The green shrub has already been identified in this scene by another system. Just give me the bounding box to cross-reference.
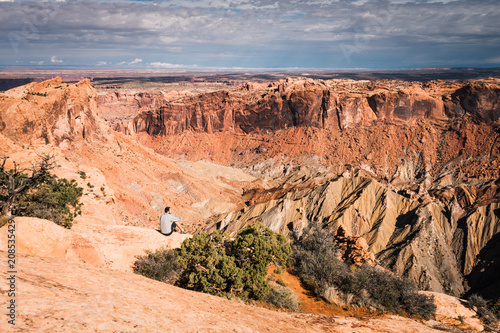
[177,223,291,300]
[231,222,292,299]
[266,286,300,311]
[133,247,182,284]
[177,230,243,296]
[15,175,83,228]
[1,154,83,228]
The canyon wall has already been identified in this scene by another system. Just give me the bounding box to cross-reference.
[105,78,500,137]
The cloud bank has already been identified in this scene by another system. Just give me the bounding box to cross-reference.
[0,0,499,69]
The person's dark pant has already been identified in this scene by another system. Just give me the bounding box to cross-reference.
[162,222,179,236]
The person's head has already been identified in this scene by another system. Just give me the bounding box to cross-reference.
[164,207,170,213]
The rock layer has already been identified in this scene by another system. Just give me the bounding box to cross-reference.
[209,169,499,297]
[110,78,500,137]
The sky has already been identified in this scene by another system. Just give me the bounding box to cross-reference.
[0,0,499,70]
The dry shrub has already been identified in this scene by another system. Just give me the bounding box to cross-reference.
[291,223,436,319]
[266,285,300,311]
[132,247,181,284]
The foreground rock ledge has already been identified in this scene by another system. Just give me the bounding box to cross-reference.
[0,252,471,333]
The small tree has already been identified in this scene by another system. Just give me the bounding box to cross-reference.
[0,153,54,217]
[232,222,291,299]
[16,175,83,228]
[177,230,243,296]
[176,223,292,300]
[0,153,83,228]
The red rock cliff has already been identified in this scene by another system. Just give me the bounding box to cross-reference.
[112,78,500,137]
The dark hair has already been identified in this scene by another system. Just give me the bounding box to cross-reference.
[164,207,170,213]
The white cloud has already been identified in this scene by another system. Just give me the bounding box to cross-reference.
[51,56,63,63]
[30,61,45,65]
[117,58,143,66]
[148,62,196,69]
[129,58,143,65]
[96,61,107,66]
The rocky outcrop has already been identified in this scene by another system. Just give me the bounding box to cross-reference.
[98,90,193,135]
[377,204,465,296]
[422,291,483,331]
[334,226,377,266]
[0,77,110,146]
[366,86,445,123]
[454,202,500,276]
[449,81,500,122]
[465,231,500,300]
[0,217,105,267]
[0,217,190,271]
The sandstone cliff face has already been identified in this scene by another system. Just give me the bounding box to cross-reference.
[108,78,499,138]
[449,81,500,122]
[98,90,193,135]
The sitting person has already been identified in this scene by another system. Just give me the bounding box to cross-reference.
[160,207,186,235]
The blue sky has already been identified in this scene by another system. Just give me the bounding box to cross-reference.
[0,0,499,69]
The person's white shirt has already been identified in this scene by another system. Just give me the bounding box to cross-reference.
[160,213,180,234]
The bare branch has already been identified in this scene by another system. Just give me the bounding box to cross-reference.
[1,168,11,177]
[16,176,33,191]
[1,156,7,170]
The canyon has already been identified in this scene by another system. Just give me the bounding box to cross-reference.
[98,76,500,298]
[1,74,499,331]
